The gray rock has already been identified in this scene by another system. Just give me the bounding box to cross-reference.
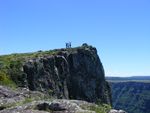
[0,109,49,113]
[0,85,46,111]
[49,102,66,111]
[0,86,102,113]
[0,99,98,113]
[109,109,127,113]
[0,85,17,98]
[22,45,111,104]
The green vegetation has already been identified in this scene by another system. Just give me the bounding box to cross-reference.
[81,104,111,113]
[89,104,111,113]
[0,70,16,88]
[108,80,150,113]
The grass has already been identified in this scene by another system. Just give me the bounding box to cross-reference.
[81,103,111,113]
[0,71,17,88]
[89,104,111,113]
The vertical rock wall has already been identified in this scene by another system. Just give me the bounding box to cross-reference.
[23,45,111,104]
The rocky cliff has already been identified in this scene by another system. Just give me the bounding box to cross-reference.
[0,44,111,105]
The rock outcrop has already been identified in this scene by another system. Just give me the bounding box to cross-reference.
[109,109,127,113]
[0,85,111,113]
[22,44,111,104]
[0,44,114,113]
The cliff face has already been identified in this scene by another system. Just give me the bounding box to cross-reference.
[23,44,111,104]
[0,44,111,105]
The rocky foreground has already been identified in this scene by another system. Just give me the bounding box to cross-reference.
[0,85,126,113]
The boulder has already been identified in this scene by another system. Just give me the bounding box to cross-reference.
[109,109,127,113]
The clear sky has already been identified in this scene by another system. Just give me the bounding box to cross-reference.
[0,0,150,77]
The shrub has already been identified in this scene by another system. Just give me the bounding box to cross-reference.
[0,71,16,88]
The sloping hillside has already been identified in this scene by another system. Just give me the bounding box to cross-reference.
[107,77,150,113]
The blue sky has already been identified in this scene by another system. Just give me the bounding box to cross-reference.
[0,0,150,76]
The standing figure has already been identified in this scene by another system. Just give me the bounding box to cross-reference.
[66,43,68,48]
[66,42,71,48]
[69,42,71,48]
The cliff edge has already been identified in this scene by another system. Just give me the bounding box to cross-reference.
[0,44,111,105]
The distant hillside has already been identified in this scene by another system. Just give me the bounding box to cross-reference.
[107,76,150,113]
[106,76,150,81]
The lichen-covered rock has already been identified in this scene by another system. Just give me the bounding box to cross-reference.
[0,85,46,111]
[109,109,127,113]
[22,44,111,104]
[0,109,49,113]
[0,86,111,113]
[35,100,96,113]
[0,98,110,113]
[67,45,111,104]
[23,55,70,99]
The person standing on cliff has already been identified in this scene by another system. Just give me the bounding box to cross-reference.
[66,42,71,48]
[66,43,68,48]
[69,42,71,48]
